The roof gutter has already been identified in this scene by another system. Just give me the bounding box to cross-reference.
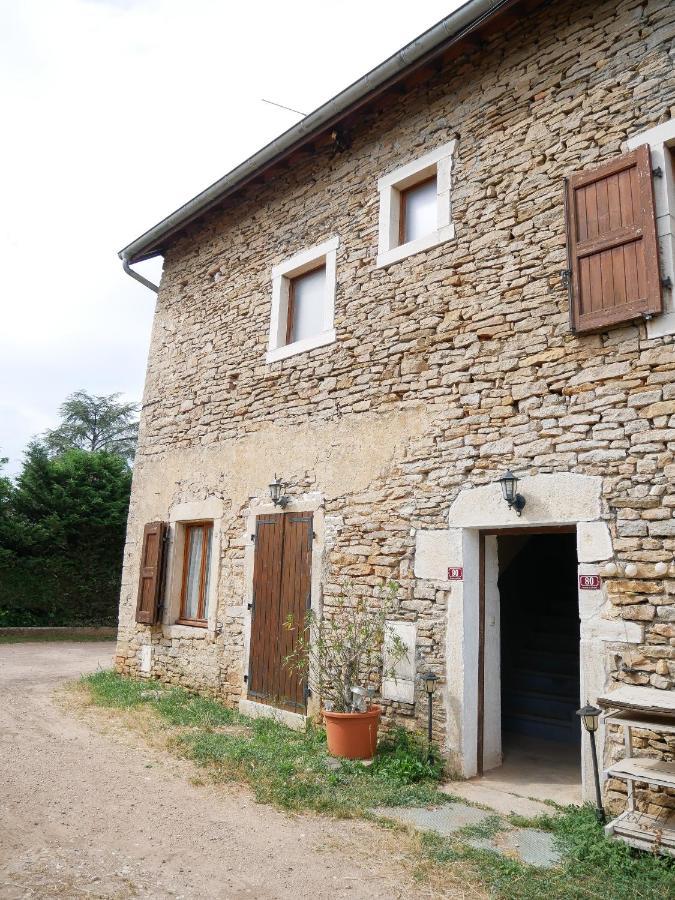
[122,259,159,294]
[119,0,510,269]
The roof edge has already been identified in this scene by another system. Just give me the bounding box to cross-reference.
[120,0,509,265]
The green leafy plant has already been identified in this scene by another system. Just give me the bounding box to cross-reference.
[371,727,444,784]
[284,581,409,712]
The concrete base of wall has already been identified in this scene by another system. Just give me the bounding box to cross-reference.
[239,697,307,730]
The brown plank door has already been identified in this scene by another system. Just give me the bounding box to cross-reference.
[566,144,662,333]
[248,512,313,712]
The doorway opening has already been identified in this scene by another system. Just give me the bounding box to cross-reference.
[499,532,580,748]
[477,529,582,806]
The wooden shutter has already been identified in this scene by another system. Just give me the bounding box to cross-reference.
[135,521,168,625]
[248,514,285,705]
[248,512,313,712]
[278,513,313,711]
[566,144,662,334]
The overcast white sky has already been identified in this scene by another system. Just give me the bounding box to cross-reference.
[0,0,461,476]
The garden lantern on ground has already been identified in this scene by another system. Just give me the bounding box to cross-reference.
[577,702,605,824]
[422,672,438,762]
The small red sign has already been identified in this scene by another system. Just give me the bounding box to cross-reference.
[579,574,601,590]
[447,567,463,581]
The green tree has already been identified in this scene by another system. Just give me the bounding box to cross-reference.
[0,447,132,626]
[40,390,139,463]
[0,454,16,567]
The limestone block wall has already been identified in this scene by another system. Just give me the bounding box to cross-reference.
[117,0,675,802]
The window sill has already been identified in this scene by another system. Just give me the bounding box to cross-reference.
[376,224,455,268]
[646,309,675,339]
[266,328,336,363]
[162,622,209,638]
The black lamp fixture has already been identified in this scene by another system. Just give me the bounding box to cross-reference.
[422,671,438,762]
[577,702,605,825]
[498,470,526,516]
[269,474,289,509]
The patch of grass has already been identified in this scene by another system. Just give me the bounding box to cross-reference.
[422,806,675,900]
[82,672,445,816]
[370,727,444,784]
[181,717,445,815]
[457,813,505,841]
[80,673,675,898]
[85,670,238,728]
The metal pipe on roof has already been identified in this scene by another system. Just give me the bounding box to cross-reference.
[122,259,159,294]
[119,0,509,267]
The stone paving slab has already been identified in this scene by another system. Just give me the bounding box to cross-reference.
[494,828,561,868]
[374,803,492,836]
[372,804,561,869]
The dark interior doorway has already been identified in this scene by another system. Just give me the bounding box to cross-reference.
[498,532,580,752]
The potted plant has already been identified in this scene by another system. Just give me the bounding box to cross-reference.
[284,581,408,760]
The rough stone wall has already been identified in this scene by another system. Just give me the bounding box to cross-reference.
[117,0,675,806]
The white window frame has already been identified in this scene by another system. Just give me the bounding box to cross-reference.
[162,498,222,636]
[627,122,675,338]
[267,237,338,363]
[376,140,456,268]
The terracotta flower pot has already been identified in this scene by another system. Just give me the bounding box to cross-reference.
[323,705,381,760]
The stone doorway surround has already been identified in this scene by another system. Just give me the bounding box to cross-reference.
[239,493,325,729]
[414,473,644,803]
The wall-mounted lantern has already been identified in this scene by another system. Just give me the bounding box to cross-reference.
[269,474,290,509]
[497,470,526,516]
[577,702,605,825]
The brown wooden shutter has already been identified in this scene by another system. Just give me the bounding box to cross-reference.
[278,513,313,711]
[135,521,168,625]
[248,512,313,712]
[566,144,662,334]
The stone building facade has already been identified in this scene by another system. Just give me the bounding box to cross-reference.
[117,0,675,809]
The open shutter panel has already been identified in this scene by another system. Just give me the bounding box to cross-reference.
[135,521,168,625]
[248,514,285,703]
[566,144,662,334]
[278,513,313,711]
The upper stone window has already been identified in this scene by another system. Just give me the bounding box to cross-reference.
[400,175,438,244]
[267,237,338,363]
[376,140,456,268]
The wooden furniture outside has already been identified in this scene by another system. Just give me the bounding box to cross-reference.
[598,686,675,857]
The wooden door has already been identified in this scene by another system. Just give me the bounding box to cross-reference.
[248,512,313,712]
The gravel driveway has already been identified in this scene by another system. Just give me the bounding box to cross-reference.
[0,642,432,899]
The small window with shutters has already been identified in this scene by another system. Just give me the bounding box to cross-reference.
[178,521,213,626]
[565,145,662,334]
[135,521,168,625]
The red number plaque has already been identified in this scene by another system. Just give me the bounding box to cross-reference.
[578,574,601,590]
[447,567,463,581]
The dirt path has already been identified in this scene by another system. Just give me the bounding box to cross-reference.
[0,642,448,899]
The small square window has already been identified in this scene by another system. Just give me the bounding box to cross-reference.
[267,237,338,363]
[178,522,213,626]
[377,140,456,268]
[287,265,326,345]
[399,176,438,246]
